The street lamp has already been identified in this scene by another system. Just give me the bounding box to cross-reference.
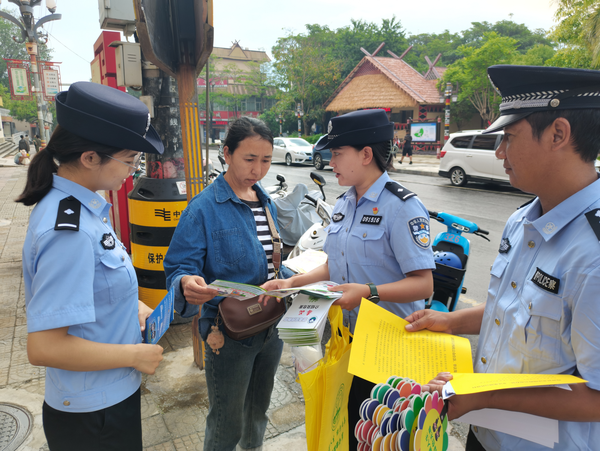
[0,0,61,145]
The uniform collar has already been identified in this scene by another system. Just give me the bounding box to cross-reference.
[521,177,600,241]
[343,172,391,203]
[52,174,109,217]
[213,172,271,206]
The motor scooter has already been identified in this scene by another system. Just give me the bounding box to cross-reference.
[426,210,490,312]
[287,172,334,260]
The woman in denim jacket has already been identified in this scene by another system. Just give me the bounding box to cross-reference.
[164,117,293,451]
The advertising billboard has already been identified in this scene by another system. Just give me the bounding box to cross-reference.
[410,122,438,142]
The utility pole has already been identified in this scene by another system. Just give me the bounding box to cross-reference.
[0,0,61,145]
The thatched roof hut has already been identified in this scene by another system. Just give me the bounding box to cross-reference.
[324,46,445,113]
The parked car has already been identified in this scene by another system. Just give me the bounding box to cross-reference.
[311,135,330,170]
[438,130,508,187]
[273,137,313,165]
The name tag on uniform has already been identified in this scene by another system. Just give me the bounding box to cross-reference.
[531,267,560,294]
[360,215,382,225]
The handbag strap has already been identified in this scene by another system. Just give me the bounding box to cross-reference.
[263,205,281,278]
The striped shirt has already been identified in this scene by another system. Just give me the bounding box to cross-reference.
[241,200,275,280]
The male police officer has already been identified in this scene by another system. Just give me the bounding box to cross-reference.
[405,65,600,450]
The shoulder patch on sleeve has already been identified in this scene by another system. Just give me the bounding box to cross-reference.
[385,181,417,201]
[585,208,600,242]
[54,196,81,231]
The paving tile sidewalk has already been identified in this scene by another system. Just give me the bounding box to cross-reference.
[0,162,465,451]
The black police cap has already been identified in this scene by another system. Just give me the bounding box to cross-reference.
[55,82,164,154]
[314,109,394,151]
[485,65,600,134]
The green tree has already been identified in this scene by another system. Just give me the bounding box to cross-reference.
[1,7,53,88]
[442,33,518,125]
[546,0,596,68]
[272,31,342,134]
[332,17,409,78]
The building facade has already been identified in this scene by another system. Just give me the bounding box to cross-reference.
[197,42,277,142]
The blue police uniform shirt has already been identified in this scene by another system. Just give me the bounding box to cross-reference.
[474,177,600,450]
[323,172,435,332]
[23,175,142,413]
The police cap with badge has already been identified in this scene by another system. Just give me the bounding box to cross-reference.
[484,65,600,134]
[314,109,394,150]
[55,81,164,155]
[53,82,164,233]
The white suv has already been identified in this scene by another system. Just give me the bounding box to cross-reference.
[438,130,508,186]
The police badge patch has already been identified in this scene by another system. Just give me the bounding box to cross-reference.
[499,237,511,253]
[332,213,345,222]
[408,217,430,248]
[101,233,116,250]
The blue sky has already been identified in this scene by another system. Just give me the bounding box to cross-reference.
[3,0,559,86]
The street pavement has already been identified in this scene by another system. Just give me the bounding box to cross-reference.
[0,155,466,450]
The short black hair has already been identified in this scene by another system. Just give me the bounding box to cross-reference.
[224,117,273,154]
[525,109,600,163]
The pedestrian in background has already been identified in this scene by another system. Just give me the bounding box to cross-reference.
[33,133,42,156]
[18,134,30,154]
[400,133,413,164]
[262,109,435,450]
[406,65,600,450]
[164,116,294,451]
[17,82,165,451]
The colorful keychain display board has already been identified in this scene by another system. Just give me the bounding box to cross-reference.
[354,376,448,451]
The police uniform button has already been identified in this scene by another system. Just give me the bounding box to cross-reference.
[121,255,125,262]
[346,228,348,232]
[481,357,487,364]
[102,217,108,223]
[529,302,533,310]
[473,426,479,433]
[511,281,517,289]
[495,318,500,326]
[342,276,346,281]
[63,400,70,406]
[341,251,344,256]
[363,233,367,238]
[528,241,535,248]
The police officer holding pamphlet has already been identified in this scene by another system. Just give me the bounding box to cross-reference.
[262,108,435,450]
[18,82,165,451]
[406,65,600,450]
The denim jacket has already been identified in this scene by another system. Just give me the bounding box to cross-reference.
[164,173,292,341]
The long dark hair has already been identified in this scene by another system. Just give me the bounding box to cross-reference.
[223,117,273,154]
[16,125,124,206]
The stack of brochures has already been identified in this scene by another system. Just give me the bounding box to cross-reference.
[276,292,339,346]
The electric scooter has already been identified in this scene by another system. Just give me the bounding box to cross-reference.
[426,210,490,312]
[287,172,334,260]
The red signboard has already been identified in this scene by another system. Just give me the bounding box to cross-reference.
[5,59,33,101]
[197,77,228,88]
[39,61,62,101]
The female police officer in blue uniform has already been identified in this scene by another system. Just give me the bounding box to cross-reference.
[263,109,435,448]
[17,82,165,451]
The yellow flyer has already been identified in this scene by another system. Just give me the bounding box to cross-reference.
[448,372,587,395]
[348,300,473,385]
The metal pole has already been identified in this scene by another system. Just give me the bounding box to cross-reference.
[444,82,451,144]
[25,41,48,145]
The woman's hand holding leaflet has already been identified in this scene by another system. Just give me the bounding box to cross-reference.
[181,275,219,305]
